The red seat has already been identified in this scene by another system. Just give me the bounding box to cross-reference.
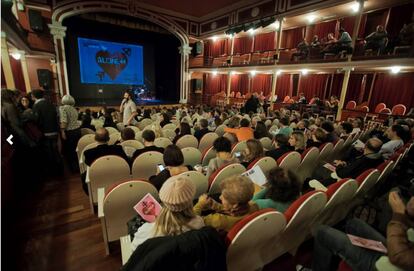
[277,151,301,171]
[208,163,246,194]
[374,103,386,113]
[391,104,406,116]
[345,101,356,110]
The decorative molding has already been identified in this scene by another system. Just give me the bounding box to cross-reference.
[48,22,67,39]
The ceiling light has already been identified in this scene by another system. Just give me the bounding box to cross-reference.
[212,70,218,76]
[301,69,308,75]
[211,36,218,42]
[307,15,317,23]
[250,70,256,76]
[230,71,236,75]
[248,28,255,35]
[351,2,360,13]
[272,20,280,30]
[390,66,401,74]
[10,52,21,60]
[276,70,281,76]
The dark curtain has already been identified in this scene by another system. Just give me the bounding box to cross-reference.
[340,16,356,37]
[362,73,374,103]
[299,74,329,100]
[252,74,272,96]
[358,14,368,38]
[9,57,26,93]
[276,74,292,99]
[345,74,364,105]
[254,32,275,52]
[233,37,253,54]
[204,39,230,57]
[386,3,414,38]
[369,72,414,109]
[204,74,228,95]
[281,27,305,49]
[230,74,249,94]
[313,20,338,41]
[363,9,389,38]
[330,73,344,98]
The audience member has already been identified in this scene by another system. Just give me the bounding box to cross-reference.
[291,38,309,61]
[288,131,306,154]
[91,111,104,129]
[194,119,210,142]
[132,130,164,160]
[159,112,171,128]
[333,28,353,54]
[120,127,135,141]
[321,33,337,54]
[206,137,239,178]
[240,139,264,167]
[253,167,301,212]
[310,35,321,48]
[307,128,327,148]
[120,90,138,126]
[266,134,292,161]
[80,114,95,131]
[254,121,272,139]
[380,124,404,159]
[173,122,192,144]
[321,121,338,143]
[339,122,353,139]
[364,25,388,54]
[224,118,254,142]
[277,117,293,137]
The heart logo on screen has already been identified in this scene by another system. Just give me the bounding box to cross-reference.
[95,51,128,80]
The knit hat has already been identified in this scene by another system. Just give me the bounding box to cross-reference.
[159,177,195,212]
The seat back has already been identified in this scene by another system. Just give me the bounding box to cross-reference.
[223,132,237,145]
[391,104,406,116]
[297,147,319,183]
[283,96,290,103]
[176,135,198,149]
[201,146,217,166]
[208,163,246,194]
[132,151,164,179]
[154,137,173,149]
[138,119,153,130]
[168,171,208,199]
[116,122,125,132]
[379,108,392,114]
[215,125,227,137]
[247,156,277,177]
[199,132,219,153]
[77,134,96,160]
[80,127,95,136]
[376,160,394,187]
[231,140,247,156]
[103,180,158,242]
[328,139,344,162]
[120,140,144,150]
[79,142,98,174]
[317,142,334,165]
[345,101,356,109]
[226,210,286,271]
[134,130,143,142]
[360,105,369,112]
[105,126,119,134]
[89,155,131,204]
[374,103,386,113]
[126,126,140,134]
[277,151,301,171]
[108,132,121,145]
[162,129,176,141]
[354,169,380,199]
[181,147,202,167]
[163,123,177,131]
[259,137,273,150]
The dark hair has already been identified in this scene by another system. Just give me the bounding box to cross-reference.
[142,129,156,142]
[341,122,353,134]
[199,119,208,129]
[81,114,92,126]
[274,134,289,146]
[266,167,301,202]
[95,128,110,143]
[314,128,327,142]
[255,121,269,139]
[161,112,170,122]
[321,121,334,133]
[121,128,135,141]
[179,122,191,135]
[280,117,290,126]
[213,136,232,153]
[391,124,404,139]
[240,118,250,127]
[92,111,98,119]
[339,28,345,33]
[365,138,382,153]
[163,145,184,167]
[143,109,151,119]
[31,89,44,99]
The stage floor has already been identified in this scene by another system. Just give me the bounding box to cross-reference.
[76,98,179,107]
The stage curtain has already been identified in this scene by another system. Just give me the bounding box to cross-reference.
[204,39,230,57]
[345,74,364,105]
[299,74,328,100]
[233,36,253,54]
[386,3,414,38]
[204,73,227,95]
[369,72,414,109]
[339,16,356,37]
[230,74,249,94]
[313,20,338,41]
[358,14,368,38]
[9,57,26,93]
[276,74,292,100]
[330,73,344,98]
[251,74,272,96]
[281,27,305,49]
[253,32,275,52]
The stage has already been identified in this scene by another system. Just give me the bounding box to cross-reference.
[76,98,180,107]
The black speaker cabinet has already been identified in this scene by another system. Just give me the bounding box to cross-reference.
[37,69,51,88]
[28,9,44,32]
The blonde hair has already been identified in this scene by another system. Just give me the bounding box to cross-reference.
[153,206,196,236]
[245,139,264,162]
[291,131,306,150]
[220,175,254,205]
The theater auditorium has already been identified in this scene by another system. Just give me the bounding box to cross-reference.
[1,0,414,270]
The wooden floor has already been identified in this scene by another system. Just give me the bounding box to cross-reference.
[7,171,122,271]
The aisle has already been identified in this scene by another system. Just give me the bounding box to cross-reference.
[14,171,122,271]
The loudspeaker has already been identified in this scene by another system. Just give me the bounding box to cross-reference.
[28,9,44,32]
[191,79,202,91]
[192,42,202,56]
[37,69,51,88]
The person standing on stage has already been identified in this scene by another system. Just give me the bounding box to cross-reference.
[120,90,138,126]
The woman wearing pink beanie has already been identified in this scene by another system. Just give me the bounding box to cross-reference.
[131,177,204,251]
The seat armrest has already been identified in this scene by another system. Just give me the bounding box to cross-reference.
[85,166,90,183]
[98,187,105,218]
[120,235,133,265]
[309,179,328,192]
[330,172,341,180]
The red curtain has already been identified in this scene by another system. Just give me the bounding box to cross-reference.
[253,32,275,52]
[9,57,26,93]
[299,74,328,100]
[358,14,368,38]
[345,74,364,104]
[233,36,253,55]
[251,74,272,96]
[276,74,292,100]
[313,20,338,41]
[363,9,389,38]
[230,74,249,94]
[204,39,230,57]
[330,73,344,98]
[204,73,227,95]
[369,72,414,109]
[340,16,356,38]
[281,27,305,49]
[386,3,414,38]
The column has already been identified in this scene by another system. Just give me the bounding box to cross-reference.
[336,67,352,121]
[178,44,192,104]
[1,31,15,89]
[270,70,278,109]
[248,74,252,94]
[48,22,68,96]
[276,19,284,60]
[19,51,31,92]
[226,72,231,105]
[351,0,365,49]
[230,36,235,65]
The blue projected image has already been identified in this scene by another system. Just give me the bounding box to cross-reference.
[78,37,144,85]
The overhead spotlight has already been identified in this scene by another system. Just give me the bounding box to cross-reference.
[390,66,401,74]
[10,51,21,60]
[351,2,360,13]
[212,70,218,76]
[211,36,218,42]
[301,69,308,75]
[272,20,280,30]
[276,70,281,76]
[248,28,255,35]
[307,14,317,23]
[230,71,236,75]
[250,70,256,76]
